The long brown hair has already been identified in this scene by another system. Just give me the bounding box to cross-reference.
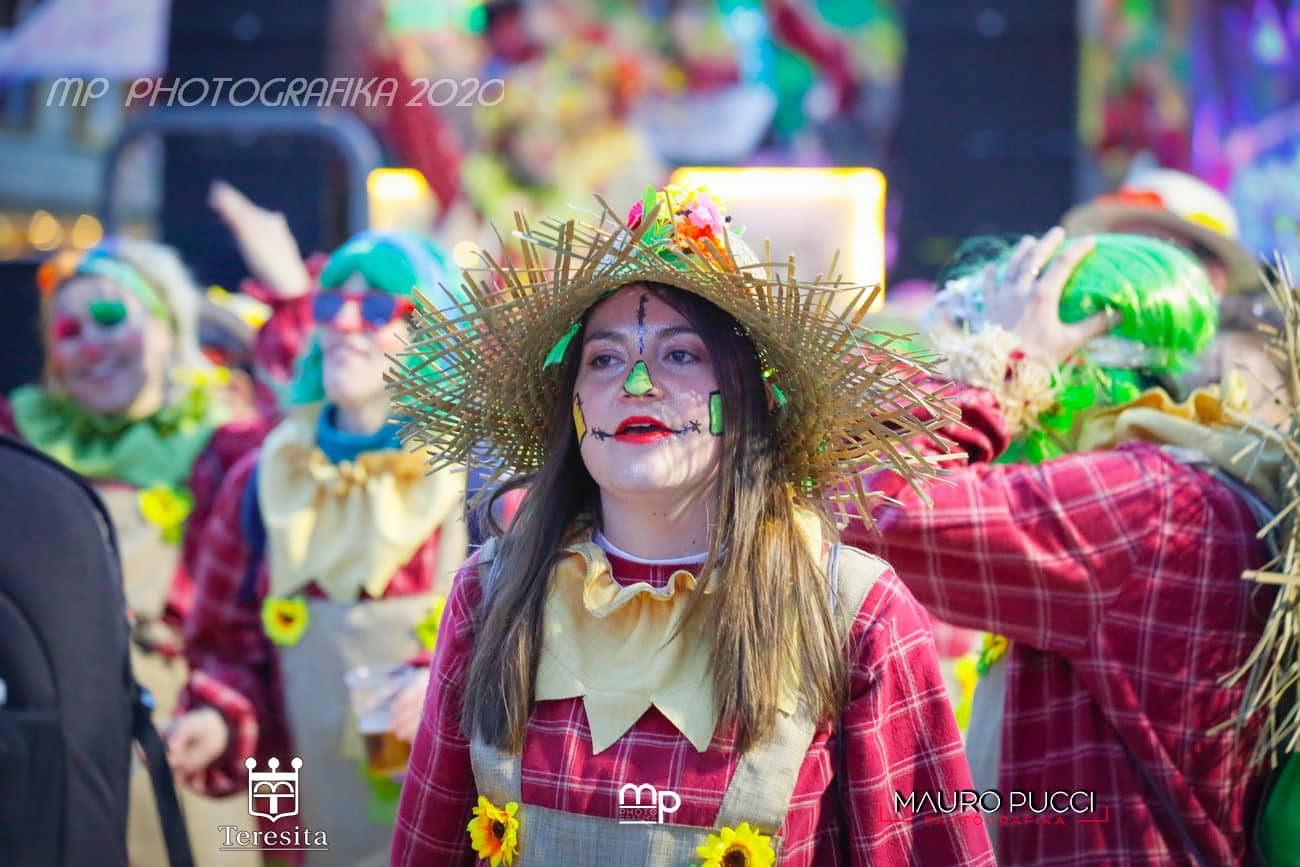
[463,283,849,753]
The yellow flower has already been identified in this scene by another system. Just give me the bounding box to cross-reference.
[696,822,776,867]
[137,485,193,544]
[414,596,447,652]
[261,596,310,647]
[466,795,519,866]
[953,653,979,731]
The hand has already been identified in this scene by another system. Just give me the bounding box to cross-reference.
[208,179,311,299]
[165,707,230,778]
[388,667,432,744]
[981,227,1119,367]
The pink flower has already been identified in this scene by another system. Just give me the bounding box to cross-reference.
[684,193,726,236]
[626,200,644,229]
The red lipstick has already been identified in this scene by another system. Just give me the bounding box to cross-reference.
[613,415,672,443]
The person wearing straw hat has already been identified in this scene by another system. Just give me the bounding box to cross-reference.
[387,185,994,866]
[1061,165,1262,296]
[850,227,1286,865]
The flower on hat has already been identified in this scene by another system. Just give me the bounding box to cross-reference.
[695,822,776,867]
[414,595,447,652]
[261,596,310,647]
[467,795,520,866]
[137,484,193,544]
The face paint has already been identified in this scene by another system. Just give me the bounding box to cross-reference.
[88,299,127,327]
[572,394,588,443]
[636,292,649,354]
[622,360,655,396]
[708,391,723,435]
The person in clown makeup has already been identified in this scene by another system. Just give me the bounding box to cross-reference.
[0,238,261,867]
[165,231,469,867]
[387,186,993,866]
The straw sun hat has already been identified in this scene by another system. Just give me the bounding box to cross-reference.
[390,184,956,519]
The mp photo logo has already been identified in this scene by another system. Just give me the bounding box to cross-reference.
[219,756,329,854]
[617,783,681,825]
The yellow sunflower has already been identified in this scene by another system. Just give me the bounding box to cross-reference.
[261,596,310,647]
[466,795,520,866]
[414,596,447,652]
[696,822,776,867]
[137,484,193,544]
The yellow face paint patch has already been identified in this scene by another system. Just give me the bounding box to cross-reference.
[573,395,588,443]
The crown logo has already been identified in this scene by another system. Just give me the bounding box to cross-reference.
[245,756,303,822]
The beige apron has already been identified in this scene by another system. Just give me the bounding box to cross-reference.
[278,594,434,867]
[95,486,260,867]
[468,544,880,865]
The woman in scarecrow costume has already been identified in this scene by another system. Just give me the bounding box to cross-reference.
[166,231,470,867]
[386,185,995,866]
[0,238,259,866]
[850,229,1284,864]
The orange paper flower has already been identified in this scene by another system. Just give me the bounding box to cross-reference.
[467,796,520,866]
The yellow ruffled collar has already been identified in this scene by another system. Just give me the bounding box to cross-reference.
[534,524,804,755]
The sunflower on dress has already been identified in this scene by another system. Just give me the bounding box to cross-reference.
[467,795,520,866]
[696,822,777,867]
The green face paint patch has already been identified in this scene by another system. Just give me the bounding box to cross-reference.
[623,360,655,396]
[88,300,128,327]
[708,391,723,435]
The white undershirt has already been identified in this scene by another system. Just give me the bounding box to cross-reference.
[592,529,709,565]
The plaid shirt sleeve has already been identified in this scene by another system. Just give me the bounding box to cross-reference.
[851,386,1163,653]
[391,552,484,867]
[842,552,995,865]
[168,417,274,628]
[245,252,326,388]
[176,449,285,797]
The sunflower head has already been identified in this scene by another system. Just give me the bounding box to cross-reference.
[467,795,520,866]
[261,596,310,647]
[696,822,776,867]
[138,484,193,544]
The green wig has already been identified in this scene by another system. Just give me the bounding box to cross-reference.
[945,233,1219,462]
[284,230,461,406]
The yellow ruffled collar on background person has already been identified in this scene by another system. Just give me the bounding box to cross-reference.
[1074,372,1284,509]
[534,523,811,755]
[258,405,464,602]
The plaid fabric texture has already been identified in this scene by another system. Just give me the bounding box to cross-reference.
[847,386,1275,866]
[390,549,994,866]
[177,449,446,797]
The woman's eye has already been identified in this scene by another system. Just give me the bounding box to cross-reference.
[588,353,619,369]
[666,348,699,364]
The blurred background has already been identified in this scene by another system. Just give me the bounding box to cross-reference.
[0,0,1297,391]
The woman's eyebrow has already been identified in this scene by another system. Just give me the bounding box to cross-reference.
[582,324,700,345]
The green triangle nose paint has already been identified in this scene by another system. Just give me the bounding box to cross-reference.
[623,360,655,396]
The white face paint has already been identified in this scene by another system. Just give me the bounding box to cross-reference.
[46,275,173,417]
[572,286,722,501]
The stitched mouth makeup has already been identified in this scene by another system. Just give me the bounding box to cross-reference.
[613,415,673,443]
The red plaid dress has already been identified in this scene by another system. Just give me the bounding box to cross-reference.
[391,546,994,866]
[846,386,1274,866]
[176,449,447,797]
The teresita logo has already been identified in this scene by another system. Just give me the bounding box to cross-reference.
[218,757,330,852]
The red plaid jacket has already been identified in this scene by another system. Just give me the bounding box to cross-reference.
[176,448,447,797]
[390,547,995,866]
[846,386,1274,866]
[169,279,318,628]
